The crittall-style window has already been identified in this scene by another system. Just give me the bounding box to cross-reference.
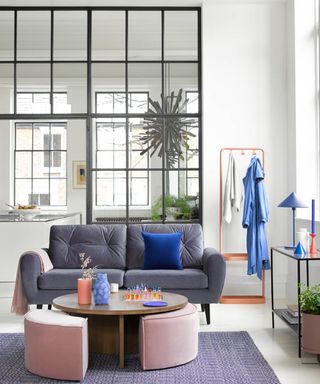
[14,122,67,206]
[0,7,201,223]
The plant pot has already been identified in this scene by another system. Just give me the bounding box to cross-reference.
[302,312,320,354]
[93,272,110,305]
[77,278,92,305]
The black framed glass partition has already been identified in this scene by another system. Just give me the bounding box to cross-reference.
[0,6,202,224]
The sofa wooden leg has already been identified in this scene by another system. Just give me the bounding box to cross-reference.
[36,304,43,309]
[201,304,205,312]
[48,304,52,310]
[204,304,210,324]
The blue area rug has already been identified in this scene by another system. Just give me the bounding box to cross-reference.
[0,331,280,383]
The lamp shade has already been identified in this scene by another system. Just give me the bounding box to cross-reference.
[278,192,308,209]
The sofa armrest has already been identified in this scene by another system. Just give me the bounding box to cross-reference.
[203,248,226,302]
[20,252,43,303]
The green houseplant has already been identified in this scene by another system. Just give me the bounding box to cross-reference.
[151,195,193,221]
[299,284,320,356]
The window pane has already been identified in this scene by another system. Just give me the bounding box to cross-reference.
[53,64,86,113]
[129,118,150,168]
[15,152,32,178]
[164,64,198,114]
[92,11,125,60]
[164,11,198,60]
[33,179,49,203]
[15,179,32,205]
[0,65,13,113]
[17,11,50,60]
[16,124,32,150]
[54,11,87,60]
[0,11,14,60]
[130,170,162,221]
[33,152,48,178]
[128,64,161,113]
[51,152,66,177]
[96,171,126,206]
[92,64,125,113]
[130,172,148,205]
[51,124,67,150]
[33,124,49,150]
[50,179,67,205]
[97,151,114,168]
[17,65,50,113]
[96,122,126,152]
[128,93,148,114]
[128,11,161,60]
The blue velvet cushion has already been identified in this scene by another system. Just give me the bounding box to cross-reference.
[142,232,183,270]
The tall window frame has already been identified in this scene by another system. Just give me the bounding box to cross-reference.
[0,6,202,224]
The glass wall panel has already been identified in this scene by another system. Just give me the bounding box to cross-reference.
[164,63,198,114]
[0,11,14,60]
[128,11,161,60]
[92,64,125,113]
[128,64,161,113]
[54,11,87,60]
[165,118,199,169]
[129,170,162,222]
[165,170,199,221]
[93,118,126,169]
[17,64,50,113]
[92,11,125,60]
[17,11,51,60]
[0,64,13,113]
[53,64,87,113]
[95,170,127,207]
[164,11,198,60]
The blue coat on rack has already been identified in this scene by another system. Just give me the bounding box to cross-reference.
[242,156,270,279]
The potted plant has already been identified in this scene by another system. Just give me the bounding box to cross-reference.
[299,284,320,356]
[78,253,98,305]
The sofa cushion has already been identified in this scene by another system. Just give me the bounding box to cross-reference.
[142,232,183,270]
[124,269,208,289]
[38,269,124,290]
[49,225,126,269]
[127,224,203,269]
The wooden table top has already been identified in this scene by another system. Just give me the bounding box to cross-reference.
[53,291,188,316]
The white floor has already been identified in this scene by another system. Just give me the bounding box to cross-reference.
[1,298,320,384]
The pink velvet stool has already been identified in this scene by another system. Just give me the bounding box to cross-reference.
[139,303,198,370]
[24,309,88,381]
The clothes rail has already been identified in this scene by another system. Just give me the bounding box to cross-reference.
[219,147,265,304]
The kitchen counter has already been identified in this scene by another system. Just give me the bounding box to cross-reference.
[0,212,82,223]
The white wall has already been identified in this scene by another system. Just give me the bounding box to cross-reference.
[202,0,289,296]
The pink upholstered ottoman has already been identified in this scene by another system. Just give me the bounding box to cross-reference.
[24,309,88,381]
[139,303,198,370]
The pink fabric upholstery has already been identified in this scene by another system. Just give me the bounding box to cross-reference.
[139,303,198,370]
[24,310,88,381]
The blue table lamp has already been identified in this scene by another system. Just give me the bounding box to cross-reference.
[278,192,308,248]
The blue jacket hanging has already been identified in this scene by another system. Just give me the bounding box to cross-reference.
[242,156,270,279]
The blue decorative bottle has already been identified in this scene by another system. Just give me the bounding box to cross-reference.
[93,273,110,305]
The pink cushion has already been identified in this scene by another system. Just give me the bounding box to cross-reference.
[24,310,88,381]
[139,303,198,370]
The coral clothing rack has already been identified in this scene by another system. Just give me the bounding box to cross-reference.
[219,147,265,304]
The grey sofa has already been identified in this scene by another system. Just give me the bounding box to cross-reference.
[20,223,226,324]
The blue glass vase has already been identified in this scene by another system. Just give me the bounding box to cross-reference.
[93,273,110,305]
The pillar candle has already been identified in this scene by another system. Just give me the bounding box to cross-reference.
[311,199,315,233]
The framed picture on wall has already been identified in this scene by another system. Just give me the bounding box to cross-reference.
[73,161,86,189]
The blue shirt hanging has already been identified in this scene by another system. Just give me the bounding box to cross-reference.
[242,156,270,279]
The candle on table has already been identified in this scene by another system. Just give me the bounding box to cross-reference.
[311,199,315,234]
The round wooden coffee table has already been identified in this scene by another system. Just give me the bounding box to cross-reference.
[53,291,188,368]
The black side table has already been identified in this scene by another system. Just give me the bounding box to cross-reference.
[270,246,320,358]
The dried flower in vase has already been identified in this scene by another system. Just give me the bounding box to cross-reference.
[79,252,98,280]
